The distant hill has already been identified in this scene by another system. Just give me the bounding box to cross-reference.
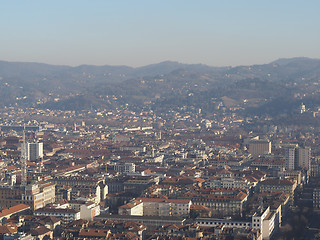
[1,58,320,117]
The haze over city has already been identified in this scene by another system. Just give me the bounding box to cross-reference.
[1,0,320,67]
[2,1,320,240]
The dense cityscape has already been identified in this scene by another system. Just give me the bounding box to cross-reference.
[1,1,320,239]
[0,97,319,239]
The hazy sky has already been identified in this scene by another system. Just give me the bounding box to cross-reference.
[1,0,319,67]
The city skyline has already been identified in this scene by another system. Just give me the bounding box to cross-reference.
[1,0,320,67]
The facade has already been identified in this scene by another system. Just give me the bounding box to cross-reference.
[95,214,186,228]
[285,148,296,170]
[34,207,80,224]
[249,139,271,157]
[252,207,276,240]
[0,183,55,210]
[204,177,254,191]
[190,189,248,217]
[259,179,296,204]
[141,198,191,217]
[277,170,302,185]
[311,160,320,177]
[112,162,136,173]
[68,200,101,220]
[118,198,191,217]
[285,146,311,171]
[296,147,311,170]
[313,188,320,209]
[118,199,143,216]
[197,207,277,240]
[26,142,43,161]
[50,176,108,202]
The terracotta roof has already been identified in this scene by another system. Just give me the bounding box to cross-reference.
[260,179,294,186]
[119,200,142,209]
[29,226,51,236]
[138,197,190,204]
[0,204,30,218]
[190,205,210,211]
[0,225,17,234]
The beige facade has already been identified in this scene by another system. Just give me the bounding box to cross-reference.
[0,182,55,210]
[191,190,248,217]
[249,139,271,157]
[118,200,143,216]
[140,198,191,217]
[259,179,296,204]
[118,198,191,217]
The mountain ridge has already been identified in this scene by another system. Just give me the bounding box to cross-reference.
[1,57,320,117]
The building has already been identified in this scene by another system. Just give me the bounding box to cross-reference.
[313,188,320,209]
[112,162,136,173]
[252,207,276,240]
[0,183,55,210]
[68,200,101,220]
[140,198,191,217]
[197,207,277,240]
[285,148,296,170]
[296,147,311,170]
[25,141,43,161]
[118,199,143,216]
[50,176,108,202]
[189,188,248,217]
[118,198,191,217]
[0,204,31,222]
[277,170,302,185]
[248,139,271,157]
[34,207,80,224]
[95,214,186,228]
[285,146,311,171]
[258,179,297,204]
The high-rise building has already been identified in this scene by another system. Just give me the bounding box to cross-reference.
[285,148,296,170]
[296,147,311,170]
[285,146,311,170]
[26,141,43,161]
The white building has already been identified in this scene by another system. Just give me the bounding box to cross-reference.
[140,198,191,217]
[113,162,136,173]
[26,141,43,161]
[34,207,80,224]
[68,200,101,220]
[118,198,191,217]
[118,199,143,216]
[197,207,277,240]
[204,177,255,191]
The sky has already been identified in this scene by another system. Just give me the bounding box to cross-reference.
[1,0,320,67]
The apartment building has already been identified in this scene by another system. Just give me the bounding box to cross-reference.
[0,182,55,210]
[189,188,248,217]
[118,198,191,217]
